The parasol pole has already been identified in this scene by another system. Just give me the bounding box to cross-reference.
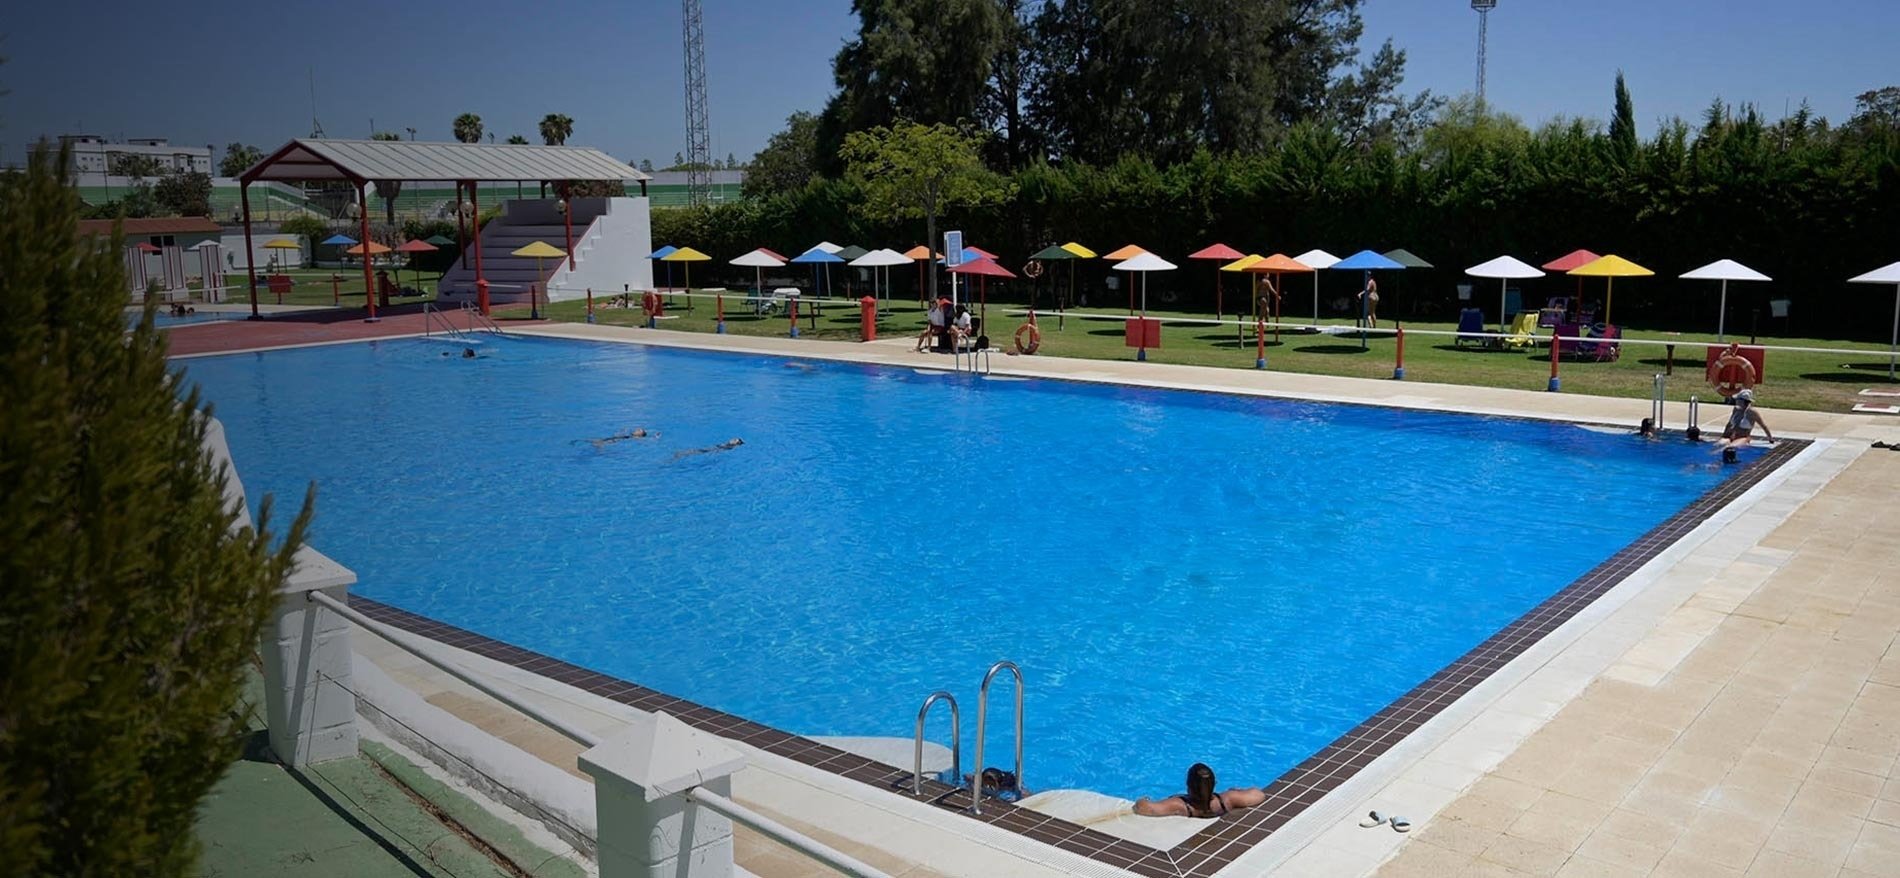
[1312,273,1321,325]
[1890,283,1899,379]
[1718,279,1729,342]
[1499,277,1508,334]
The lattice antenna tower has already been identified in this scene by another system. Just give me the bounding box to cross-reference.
[308,67,326,138]
[682,0,712,206]
[1472,0,1497,109]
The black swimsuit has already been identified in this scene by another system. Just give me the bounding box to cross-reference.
[1176,792,1228,819]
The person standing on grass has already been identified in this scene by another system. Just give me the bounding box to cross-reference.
[1359,276,1380,328]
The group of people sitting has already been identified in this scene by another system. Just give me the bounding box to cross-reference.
[914,298,978,352]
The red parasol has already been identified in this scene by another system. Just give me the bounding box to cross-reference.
[1189,243,1247,319]
[395,239,439,292]
[1543,249,1601,313]
[948,257,1017,325]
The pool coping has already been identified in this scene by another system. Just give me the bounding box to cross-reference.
[320,333,1813,877]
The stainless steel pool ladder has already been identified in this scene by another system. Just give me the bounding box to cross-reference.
[1652,373,1666,432]
[1687,395,1701,434]
[953,343,991,376]
[461,301,505,335]
[911,691,961,798]
[970,660,1023,815]
[422,302,466,339]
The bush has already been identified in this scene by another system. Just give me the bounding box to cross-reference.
[0,144,313,875]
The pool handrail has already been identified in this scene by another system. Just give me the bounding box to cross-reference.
[970,660,1023,816]
[306,590,894,878]
[912,691,961,797]
[421,302,466,340]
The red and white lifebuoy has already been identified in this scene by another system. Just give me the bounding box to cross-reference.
[1707,346,1757,399]
[1014,322,1042,354]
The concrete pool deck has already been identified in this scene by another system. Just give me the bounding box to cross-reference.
[204,322,1898,876]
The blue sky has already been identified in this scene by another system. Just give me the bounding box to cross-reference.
[2,0,1894,168]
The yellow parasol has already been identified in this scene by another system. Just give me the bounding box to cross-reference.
[1060,242,1098,259]
[659,246,711,306]
[263,237,301,271]
[1566,254,1652,325]
[513,240,568,318]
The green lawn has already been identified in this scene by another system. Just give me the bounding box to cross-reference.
[210,268,441,308]
[541,294,1899,414]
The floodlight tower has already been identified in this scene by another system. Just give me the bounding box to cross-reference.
[682,0,712,206]
[1472,0,1497,109]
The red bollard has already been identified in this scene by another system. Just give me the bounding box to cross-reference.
[1548,328,1562,392]
[715,292,725,333]
[1255,317,1266,369]
[859,296,877,342]
[1393,323,1406,380]
[477,279,491,316]
[789,297,800,338]
[585,286,595,323]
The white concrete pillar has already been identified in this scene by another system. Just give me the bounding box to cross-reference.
[259,546,360,766]
[580,711,747,878]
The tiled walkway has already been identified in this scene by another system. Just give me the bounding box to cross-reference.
[1375,449,1900,878]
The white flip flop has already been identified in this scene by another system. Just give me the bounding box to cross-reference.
[1390,816,1412,833]
[1358,810,1387,828]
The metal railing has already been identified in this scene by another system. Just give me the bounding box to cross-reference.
[460,301,504,335]
[970,660,1024,816]
[305,591,892,878]
[911,692,960,797]
[421,302,465,340]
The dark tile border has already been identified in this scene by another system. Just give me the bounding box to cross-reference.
[350,439,1805,878]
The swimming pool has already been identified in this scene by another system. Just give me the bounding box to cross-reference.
[183,335,1753,799]
[129,309,241,329]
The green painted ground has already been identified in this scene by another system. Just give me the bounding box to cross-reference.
[194,674,581,877]
[541,295,1900,414]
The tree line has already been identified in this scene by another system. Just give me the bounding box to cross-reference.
[704,0,1900,336]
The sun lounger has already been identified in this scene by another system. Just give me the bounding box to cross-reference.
[1454,308,1488,348]
[1503,312,1540,350]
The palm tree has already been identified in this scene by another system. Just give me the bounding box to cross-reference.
[506,135,529,145]
[452,113,483,144]
[369,131,403,224]
[539,114,574,146]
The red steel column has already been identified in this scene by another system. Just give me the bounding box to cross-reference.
[358,184,377,322]
[469,182,488,315]
[240,182,259,319]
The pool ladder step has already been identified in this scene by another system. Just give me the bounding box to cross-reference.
[909,660,1023,815]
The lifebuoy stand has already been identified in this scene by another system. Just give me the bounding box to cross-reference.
[860,296,877,342]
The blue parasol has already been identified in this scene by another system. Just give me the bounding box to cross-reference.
[649,245,679,292]
[791,246,845,298]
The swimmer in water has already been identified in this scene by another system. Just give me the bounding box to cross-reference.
[674,438,744,459]
[462,347,477,358]
[580,428,656,449]
[782,361,817,372]
[1638,417,1659,440]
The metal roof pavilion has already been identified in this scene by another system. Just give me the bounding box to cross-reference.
[239,138,647,184]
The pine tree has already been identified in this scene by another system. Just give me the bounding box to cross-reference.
[0,142,313,876]
[1610,71,1639,167]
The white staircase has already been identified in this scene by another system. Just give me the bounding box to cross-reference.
[438,197,652,306]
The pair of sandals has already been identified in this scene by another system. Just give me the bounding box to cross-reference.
[1360,811,1411,832]
[1872,441,1900,452]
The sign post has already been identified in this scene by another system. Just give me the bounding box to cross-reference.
[944,231,964,306]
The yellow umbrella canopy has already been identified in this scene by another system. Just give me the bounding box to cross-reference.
[1060,242,1098,259]
[263,237,300,249]
[657,246,711,293]
[511,241,567,258]
[1566,254,1653,324]
[1219,254,1265,272]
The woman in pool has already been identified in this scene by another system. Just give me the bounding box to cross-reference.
[1133,763,1265,819]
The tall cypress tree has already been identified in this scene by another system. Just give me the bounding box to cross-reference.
[0,143,313,875]
[1610,71,1639,167]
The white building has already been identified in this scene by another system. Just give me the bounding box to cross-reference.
[60,135,213,180]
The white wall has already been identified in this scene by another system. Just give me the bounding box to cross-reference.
[220,234,303,274]
[545,196,653,301]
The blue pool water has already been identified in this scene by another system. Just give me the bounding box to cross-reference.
[129,309,241,329]
[182,335,1749,798]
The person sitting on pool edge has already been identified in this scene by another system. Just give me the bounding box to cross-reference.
[1718,388,1773,463]
[1133,763,1266,819]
